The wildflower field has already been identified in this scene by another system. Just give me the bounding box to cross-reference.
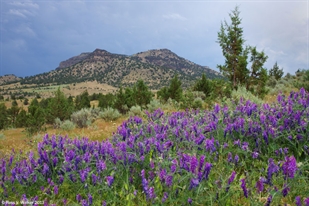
[1,88,309,206]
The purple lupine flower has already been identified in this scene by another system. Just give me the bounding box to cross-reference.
[214,103,220,113]
[53,157,58,167]
[255,178,264,193]
[241,142,249,151]
[282,184,290,197]
[265,195,272,206]
[304,197,309,206]
[165,175,173,187]
[162,192,168,203]
[76,194,82,203]
[62,199,67,206]
[148,187,156,199]
[234,155,239,165]
[188,198,193,205]
[58,175,64,184]
[189,178,199,190]
[226,171,236,192]
[282,156,298,179]
[54,186,58,195]
[159,169,166,182]
[227,152,233,163]
[42,163,49,176]
[88,194,93,205]
[190,156,198,174]
[203,162,212,180]
[295,196,302,206]
[198,155,205,172]
[228,171,236,185]
[240,178,248,198]
[102,200,106,206]
[106,176,114,187]
[263,130,269,145]
[252,151,259,159]
[267,158,279,185]
[96,160,106,173]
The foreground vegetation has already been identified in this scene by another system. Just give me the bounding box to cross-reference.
[1,88,309,205]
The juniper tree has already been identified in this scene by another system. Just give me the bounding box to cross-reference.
[269,62,284,80]
[217,6,248,88]
[217,6,269,98]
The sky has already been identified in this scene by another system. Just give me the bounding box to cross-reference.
[0,0,308,78]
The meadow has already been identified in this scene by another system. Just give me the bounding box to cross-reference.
[0,88,309,205]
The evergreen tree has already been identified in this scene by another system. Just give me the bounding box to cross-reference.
[269,62,284,80]
[47,87,73,123]
[217,6,248,88]
[16,109,28,128]
[0,103,8,130]
[114,87,127,114]
[26,100,46,135]
[98,93,115,109]
[168,74,183,102]
[193,73,213,98]
[8,100,20,126]
[133,80,153,108]
[217,6,268,97]
[246,46,269,96]
[157,86,169,102]
[75,90,91,110]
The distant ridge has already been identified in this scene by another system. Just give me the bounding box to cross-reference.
[4,48,223,89]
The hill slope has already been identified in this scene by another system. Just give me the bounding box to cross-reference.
[17,48,223,89]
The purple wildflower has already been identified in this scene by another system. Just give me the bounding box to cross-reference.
[189,178,199,190]
[282,156,298,179]
[241,142,249,151]
[203,162,212,180]
[234,155,239,165]
[76,194,82,203]
[88,194,93,205]
[54,186,58,195]
[240,178,248,198]
[106,176,114,187]
[227,152,233,163]
[305,197,309,206]
[226,171,236,192]
[252,151,259,159]
[162,192,168,203]
[295,196,302,206]
[282,184,290,197]
[265,195,272,206]
[188,198,193,205]
[267,158,279,185]
[255,178,264,193]
[165,175,173,187]
[190,156,198,174]
[148,187,156,199]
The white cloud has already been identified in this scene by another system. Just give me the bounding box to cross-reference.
[162,13,187,20]
[8,9,27,18]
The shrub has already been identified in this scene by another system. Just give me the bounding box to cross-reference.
[147,99,161,113]
[223,85,263,109]
[192,97,203,109]
[53,118,62,129]
[99,107,121,121]
[128,105,143,117]
[71,108,94,128]
[60,120,75,131]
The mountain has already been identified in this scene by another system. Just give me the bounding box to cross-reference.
[0,74,21,85]
[18,48,222,89]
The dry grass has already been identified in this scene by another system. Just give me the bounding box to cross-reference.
[0,117,127,159]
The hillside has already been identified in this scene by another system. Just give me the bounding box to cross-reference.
[17,48,222,89]
[0,74,21,85]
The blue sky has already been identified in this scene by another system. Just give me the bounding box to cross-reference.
[1,0,308,78]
